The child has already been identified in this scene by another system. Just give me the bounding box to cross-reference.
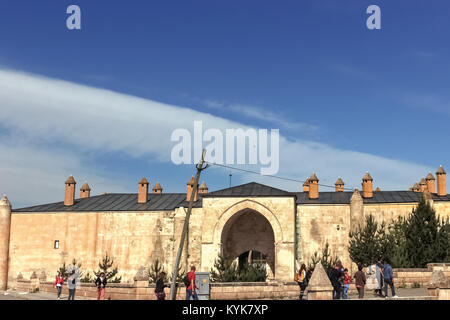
[343,268,352,299]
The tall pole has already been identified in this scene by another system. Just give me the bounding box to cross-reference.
[169,149,208,300]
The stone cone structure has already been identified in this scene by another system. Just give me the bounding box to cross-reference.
[427,269,449,299]
[134,265,149,282]
[306,262,333,300]
[428,270,448,288]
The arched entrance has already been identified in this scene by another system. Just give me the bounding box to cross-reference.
[220,210,275,278]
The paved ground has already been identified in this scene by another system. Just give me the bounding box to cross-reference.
[0,287,432,300]
[346,287,431,300]
[0,290,94,300]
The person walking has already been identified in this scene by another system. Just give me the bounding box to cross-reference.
[383,259,398,298]
[343,268,352,299]
[155,272,167,300]
[330,263,343,299]
[53,272,65,300]
[354,265,366,299]
[337,260,346,299]
[95,272,107,300]
[375,258,384,297]
[304,267,314,300]
[67,271,77,300]
[295,264,307,300]
[186,266,199,300]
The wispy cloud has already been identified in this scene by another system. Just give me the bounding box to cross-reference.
[328,63,369,79]
[411,51,436,59]
[0,68,436,207]
[202,99,318,133]
[402,93,450,116]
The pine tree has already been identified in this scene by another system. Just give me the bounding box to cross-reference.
[148,259,165,284]
[404,197,449,267]
[95,252,122,283]
[58,259,83,279]
[307,242,339,278]
[348,215,383,267]
[385,217,410,268]
[238,263,267,282]
[210,255,239,282]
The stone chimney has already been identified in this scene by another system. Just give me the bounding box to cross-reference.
[303,178,310,192]
[426,173,436,194]
[199,182,208,194]
[309,173,319,199]
[419,178,427,192]
[138,177,149,203]
[335,178,344,192]
[412,183,420,192]
[64,175,76,206]
[187,176,198,202]
[436,165,447,197]
[80,182,91,198]
[152,182,162,194]
[361,172,373,198]
[0,195,12,290]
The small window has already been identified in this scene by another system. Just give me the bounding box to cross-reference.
[54,240,60,249]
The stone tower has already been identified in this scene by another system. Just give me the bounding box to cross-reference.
[0,195,12,290]
[350,189,364,233]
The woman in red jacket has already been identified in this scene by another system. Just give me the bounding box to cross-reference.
[53,272,65,300]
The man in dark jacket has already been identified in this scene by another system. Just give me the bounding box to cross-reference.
[354,265,366,299]
[329,264,344,300]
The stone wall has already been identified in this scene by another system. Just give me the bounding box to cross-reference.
[394,263,450,288]
[7,196,450,289]
[8,210,178,286]
[13,279,301,300]
[11,263,450,299]
[297,204,351,270]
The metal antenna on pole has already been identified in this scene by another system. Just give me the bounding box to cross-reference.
[169,149,208,300]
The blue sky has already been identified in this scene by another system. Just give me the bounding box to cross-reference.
[0,0,449,207]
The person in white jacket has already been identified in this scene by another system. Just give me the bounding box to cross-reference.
[67,271,77,300]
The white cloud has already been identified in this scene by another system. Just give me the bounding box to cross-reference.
[0,68,437,207]
[201,99,316,133]
[0,142,128,208]
[403,93,450,116]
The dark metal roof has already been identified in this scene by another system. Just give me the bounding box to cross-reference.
[12,182,450,213]
[295,191,450,204]
[13,193,202,213]
[203,182,294,198]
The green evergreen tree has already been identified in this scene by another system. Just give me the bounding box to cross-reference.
[307,242,339,277]
[237,263,267,282]
[404,197,449,267]
[148,259,165,284]
[210,255,239,282]
[95,252,122,283]
[57,258,83,278]
[385,217,410,268]
[348,215,383,267]
[80,271,94,283]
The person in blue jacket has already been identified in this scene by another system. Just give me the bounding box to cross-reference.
[382,259,398,298]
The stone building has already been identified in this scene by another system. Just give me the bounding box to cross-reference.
[1,166,450,289]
